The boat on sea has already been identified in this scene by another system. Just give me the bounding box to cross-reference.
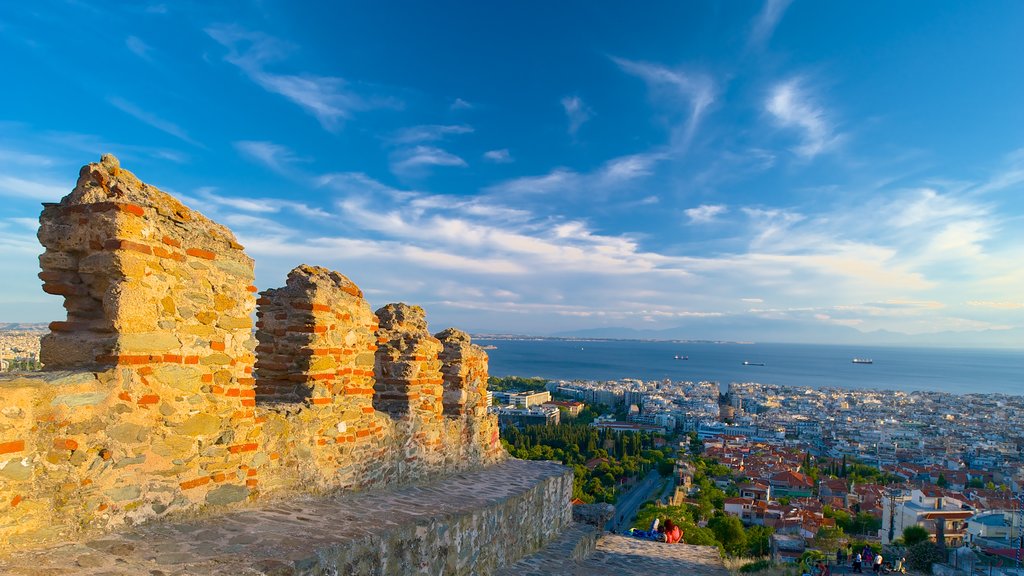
[742,361,765,366]
[674,355,688,360]
[852,358,873,364]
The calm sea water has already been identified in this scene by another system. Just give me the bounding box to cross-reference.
[477,339,1024,397]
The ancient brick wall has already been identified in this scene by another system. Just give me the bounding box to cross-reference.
[0,155,504,552]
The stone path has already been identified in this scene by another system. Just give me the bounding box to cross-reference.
[0,459,572,576]
[498,528,729,576]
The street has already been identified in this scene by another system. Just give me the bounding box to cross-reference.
[606,469,663,533]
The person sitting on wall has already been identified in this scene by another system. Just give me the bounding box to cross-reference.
[663,518,682,544]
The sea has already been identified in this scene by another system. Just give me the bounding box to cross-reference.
[476,339,1024,397]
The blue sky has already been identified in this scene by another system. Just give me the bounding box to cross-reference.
[1,1,1023,344]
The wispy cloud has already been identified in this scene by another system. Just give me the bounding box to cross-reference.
[0,175,67,201]
[685,204,728,224]
[486,150,665,199]
[612,57,715,150]
[561,95,592,136]
[387,124,473,145]
[206,25,398,131]
[125,35,153,61]
[483,149,514,163]
[193,186,330,219]
[749,0,793,48]
[450,98,473,110]
[107,96,202,147]
[390,145,467,177]
[968,300,1024,310]
[234,140,306,174]
[765,78,841,158]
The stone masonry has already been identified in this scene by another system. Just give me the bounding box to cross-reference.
[0,156,507,554]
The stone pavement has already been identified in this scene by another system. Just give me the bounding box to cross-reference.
[497,528,730,576]
[0,459,572,576]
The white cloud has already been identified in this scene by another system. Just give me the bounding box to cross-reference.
[450,98,473,110]
[234,140,306,174]
[685,204,728,224]
[0,175,68,201]
[125,35,153,60]
[612,57,715,150]
[486,151,665,198]
[206,25,398,131]
[561,95,592,136]
[390,146,467,177]
[483,149,513,163]
[388,124,473,145]
[967,301,1024,310]
[749,0,793,48]
[107,97,202,147]
[765,78,841,158]
[193,186,330,219]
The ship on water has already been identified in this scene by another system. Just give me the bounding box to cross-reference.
[673,355,688,360]
[852,358,873,364]
[742,361,765,366]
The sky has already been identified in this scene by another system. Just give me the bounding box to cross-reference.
[1,1,1023,345]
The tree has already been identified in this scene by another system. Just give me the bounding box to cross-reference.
[936,473,948,488]
[745,525,774,558]
[902,525,930,547]
[708,515,748,556]
[906,540,945,573]
[813,526,846,555]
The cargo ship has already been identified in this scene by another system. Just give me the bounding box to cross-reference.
[852,358,873,364]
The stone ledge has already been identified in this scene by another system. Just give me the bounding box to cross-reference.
[496,530,729,576]
[0,459,572,576]
[495,523,599,576]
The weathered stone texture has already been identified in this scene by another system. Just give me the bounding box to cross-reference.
[0,156,505,554]
[373,303,444,417]
[0,459,573,575]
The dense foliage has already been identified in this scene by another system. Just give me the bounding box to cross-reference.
[628,457,777,557]
[902,525,930,547]
[501,423,672,503]
[487,375,549,392]
[906,540,945,573]
[823,506,882,536]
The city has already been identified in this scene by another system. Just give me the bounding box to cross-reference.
[489,374,1024,571]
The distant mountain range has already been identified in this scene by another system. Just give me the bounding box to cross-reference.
[548,317,1024,349]
[0,323,48,332]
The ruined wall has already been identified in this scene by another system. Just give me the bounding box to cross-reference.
[0,156,503,552]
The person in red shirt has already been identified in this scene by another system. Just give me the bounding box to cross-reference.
[663,519,683,544]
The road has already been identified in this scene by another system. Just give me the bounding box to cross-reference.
[606,469,663,533]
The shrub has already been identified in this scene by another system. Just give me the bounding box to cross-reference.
[739,559,775,573]
[902,525,930,547]
[906,541,945,574]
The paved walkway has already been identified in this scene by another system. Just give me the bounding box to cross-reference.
[0,459,571,576]
[500,529,729,576]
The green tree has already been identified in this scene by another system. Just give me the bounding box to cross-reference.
[902,525,930,547]
[708,515,748,556]
[936,473,948,488]
[745,525,774,558]
[812,526,846,555]
[906,540,945,573]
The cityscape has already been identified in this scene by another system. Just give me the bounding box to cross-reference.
[2,1,1024,575]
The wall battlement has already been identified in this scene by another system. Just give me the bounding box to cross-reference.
[0,156,504,552]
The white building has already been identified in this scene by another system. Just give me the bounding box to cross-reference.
[879,488,973,546]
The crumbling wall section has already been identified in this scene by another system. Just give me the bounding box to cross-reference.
[253,265,391,491]
[0,155,504,553]
[436,328,489,417]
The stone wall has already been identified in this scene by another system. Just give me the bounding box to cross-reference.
[0,155,505,553]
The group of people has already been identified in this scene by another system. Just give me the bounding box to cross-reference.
[628,517,683,544]
[850,546,905,574]
[803,546,906,576]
